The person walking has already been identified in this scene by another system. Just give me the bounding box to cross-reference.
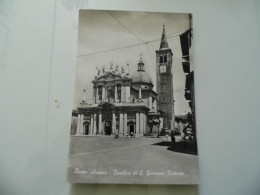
[170,130,175,149]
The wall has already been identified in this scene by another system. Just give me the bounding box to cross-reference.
[0,0,260,195]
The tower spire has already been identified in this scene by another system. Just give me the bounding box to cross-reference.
[160,24,169,49]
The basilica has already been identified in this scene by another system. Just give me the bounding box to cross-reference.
[71,25,174,137]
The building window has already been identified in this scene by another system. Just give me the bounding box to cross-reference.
[98,86,102,100]
[164,55,167,63]
[160,56,163,63]
[162,76,166,82]
[117,84,121,101]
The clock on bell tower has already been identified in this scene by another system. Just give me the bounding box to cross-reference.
[156,24,174,129]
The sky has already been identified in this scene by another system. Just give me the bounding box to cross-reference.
[73,10,193,115]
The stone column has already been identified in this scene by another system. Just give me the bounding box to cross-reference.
[104,87,107,101]
[124,113,127,136]
[112,111,116,134]
[96,87,99,103]
[92,87,94,103]
[125,86,130,102]
[76,114,81,135]
[149,96,152,108]
[180,123,184,136]
[77,114,83,135]
[139,87,142,99]
[102,120,105,135]
[140,112,144,134]
[90,114,94,134]
[159,117,164,132]
[114,85,117,103]
[102,86,105,102]
[121,85,124,102]
[119,112,124,135]
[98,112,102,134]
[143,114,147,134]
[93,113,97,134]
[81,114,84,134]
[136,112,140,134]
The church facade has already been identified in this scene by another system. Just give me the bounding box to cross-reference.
[71,26,174,137]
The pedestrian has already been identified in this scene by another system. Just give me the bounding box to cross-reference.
[130,131,135,138]
[170,130,175,149]
[165,131,169,140]
[115,130,119,139]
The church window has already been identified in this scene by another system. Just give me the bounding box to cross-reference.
[160,56,163,63]
[98,86,102,100]
[117,84,121,101]
[164,55,167,63]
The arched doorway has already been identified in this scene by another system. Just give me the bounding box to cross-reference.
[105,121,112,135]
[128,120,135,135]
[83,121,90,135]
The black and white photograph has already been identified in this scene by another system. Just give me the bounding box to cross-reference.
[67,10,199,184]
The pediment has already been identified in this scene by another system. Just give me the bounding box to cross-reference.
[93,72,124,82]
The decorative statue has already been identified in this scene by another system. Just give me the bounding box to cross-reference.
[110,62,113,70]
[121,66,124,73]
[102,65,105,73]
[115,64,119,71]
[126,63,130,76]
[83,89,86,101]
[96,67,100,76]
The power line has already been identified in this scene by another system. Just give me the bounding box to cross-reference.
[77,29,189,57]
[107,11,145,43]
[77,42,144,57]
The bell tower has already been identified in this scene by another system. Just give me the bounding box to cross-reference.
[156,24,174,129]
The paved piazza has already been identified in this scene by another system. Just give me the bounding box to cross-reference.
[67,136,199,184]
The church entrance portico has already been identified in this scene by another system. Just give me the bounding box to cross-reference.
[98,102,115,135]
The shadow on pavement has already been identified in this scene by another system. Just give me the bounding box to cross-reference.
[153,141,198,155]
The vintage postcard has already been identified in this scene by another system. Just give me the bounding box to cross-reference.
[67,10,199,184]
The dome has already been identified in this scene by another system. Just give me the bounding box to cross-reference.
[132,57,153,86]
[132,71,153,84]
